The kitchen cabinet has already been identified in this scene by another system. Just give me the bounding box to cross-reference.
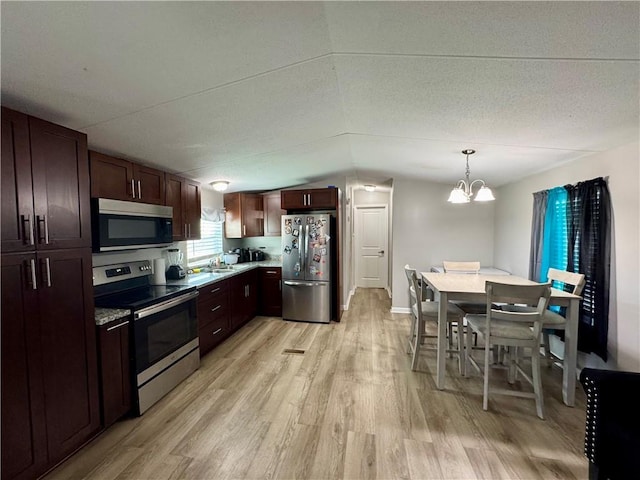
[224,193,263,238]
[166,174,201,241]
[1,248,100,480]
[263,192,285,237]
[90,151,165,205]
[280,188,338,211]
[258,267,282,317]
[229,270,258,329]
[197,280,230,356]
[1,107,91,253]
[97,319,132,428]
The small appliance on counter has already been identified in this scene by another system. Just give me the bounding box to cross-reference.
[232,248,250,263]
[166,248,186,279]
[223,252,239,265]
[250,249,265,262]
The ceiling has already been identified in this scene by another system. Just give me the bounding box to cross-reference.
[2,2,638,193]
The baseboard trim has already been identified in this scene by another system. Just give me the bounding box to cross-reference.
[390,306,410,314]
[385,286,392,298]
[343,287,356,311]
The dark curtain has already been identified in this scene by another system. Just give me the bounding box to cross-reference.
[566,177,611,361]
[529,190,548,281]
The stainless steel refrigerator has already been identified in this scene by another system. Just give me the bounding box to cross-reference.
[281,213,332,323]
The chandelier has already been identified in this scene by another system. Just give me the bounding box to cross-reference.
[447,149,495,203]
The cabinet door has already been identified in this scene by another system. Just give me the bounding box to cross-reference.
[1,253,47,480]
[243,194,264,237]
[165,174,186,241]
[245,269,259,320]
[1,108,35,253]
[37,248,100,465]
[308,188,337,209]
[258,268,282,316]
[89,151,134,201]
[133,164,165,205]
[280,190,306,210]
[184,180,201,240]
[30,117,91,250]
[224,193,242,238]
[263,193,284,237]
[97,320,131,428]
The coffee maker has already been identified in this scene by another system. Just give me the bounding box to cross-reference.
[166,248,186,279]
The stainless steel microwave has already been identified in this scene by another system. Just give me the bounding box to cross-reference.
[91,198,173,252]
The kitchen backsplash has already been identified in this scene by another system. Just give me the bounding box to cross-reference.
[224,236,281,260]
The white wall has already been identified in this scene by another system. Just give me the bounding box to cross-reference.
[391,178,495,311]
[494,142,640,372]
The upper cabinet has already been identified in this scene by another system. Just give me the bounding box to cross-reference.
[166,174,201,241]
[281,188,338,211]
[1,107,91,253]
[89,151,165,205]
[224,193,263,238]
[263,192,284,237]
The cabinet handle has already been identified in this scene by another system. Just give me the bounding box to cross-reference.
[303,194,307,206]
[131,179,136,198]
[184,224,188,238]
[137,180,142,199]
[40,257,52,287]
[22,214,34,246]
[212,328,223,336]
[243,224,246,236]
[36,215,49,244]
[211,305,222,312]
[107,320,130,332]
[188,223,191,238]
[27,258,37,290]
[279,279,282,291]
[211,287,221,293]
[266,270,278,274]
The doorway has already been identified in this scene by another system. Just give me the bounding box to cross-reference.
[354,205,389,289]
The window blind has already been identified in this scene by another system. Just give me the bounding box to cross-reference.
[186,219,223,263]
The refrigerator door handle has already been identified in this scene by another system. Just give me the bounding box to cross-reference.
[283,280,327,287]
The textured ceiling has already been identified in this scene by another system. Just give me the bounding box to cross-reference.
[2,2,638,192]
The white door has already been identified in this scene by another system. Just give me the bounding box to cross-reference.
[355,205,388,288]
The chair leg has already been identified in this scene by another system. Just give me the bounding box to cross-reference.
[543,331,553,367]
[407,313,417,354]
[457,322,465,376]
[464,323,473,377]
[507,347,516,384]
[447,322,453,358]
[483,339,491,411]
[531,348,545,419]
[411,317,423,371]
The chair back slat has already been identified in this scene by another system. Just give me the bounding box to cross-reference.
[547,268,586,295]
[443,261,481,273]
[485,282,551,337]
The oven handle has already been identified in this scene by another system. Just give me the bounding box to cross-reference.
[134,290,199,320]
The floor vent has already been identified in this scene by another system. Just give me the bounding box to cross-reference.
[282,348,305,355]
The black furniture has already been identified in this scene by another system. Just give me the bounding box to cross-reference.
[580,368,640,479]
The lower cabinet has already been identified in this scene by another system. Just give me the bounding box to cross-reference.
[97,319,132,428]
[258,267,282,316]
[197,281,230,356]
[229,270,258,330]
[1,249,100,480]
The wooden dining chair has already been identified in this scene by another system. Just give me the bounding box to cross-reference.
[404,265,465,373]
[442,261,487,316]
[464,281,551,419]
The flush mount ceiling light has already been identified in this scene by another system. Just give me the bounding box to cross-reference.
[211,180,229,192]
[364,184,376,192]
[447,149,495,203]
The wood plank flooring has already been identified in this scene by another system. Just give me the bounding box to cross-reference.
[45,288,588,479]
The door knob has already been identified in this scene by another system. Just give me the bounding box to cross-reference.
[378,250,385,255]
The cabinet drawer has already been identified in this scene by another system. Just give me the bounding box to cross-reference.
[197,296,229,328]
[259,267,281,279]
[199,315,229,355]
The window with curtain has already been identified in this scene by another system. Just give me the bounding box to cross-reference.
[186,208,225,264]
[529,177,611,361]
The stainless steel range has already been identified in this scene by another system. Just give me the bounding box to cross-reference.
[93,260,199,415]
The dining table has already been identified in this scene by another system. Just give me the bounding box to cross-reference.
[421,272,582,407]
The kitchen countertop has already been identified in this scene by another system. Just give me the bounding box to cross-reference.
[95,307,131,326]
[166,260,282,289]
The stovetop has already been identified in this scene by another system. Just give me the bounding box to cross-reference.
[94,284,195,310]
[93,259,196,310]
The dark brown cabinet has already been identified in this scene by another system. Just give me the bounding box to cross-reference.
[90,151,165,205]
[229,270,258,329]
[258,267,282,317]
[281,188,338,211]
[224,193,264,238]
[263,192,284,237]
[166,174,201,241]
[97,319,132,428]
[1,108,91,253]
[197,281,230,356]
[1,248,100,479]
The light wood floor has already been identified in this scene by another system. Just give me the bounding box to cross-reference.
[46,288,588,479]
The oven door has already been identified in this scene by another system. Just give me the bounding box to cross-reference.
[132,291,198,385]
